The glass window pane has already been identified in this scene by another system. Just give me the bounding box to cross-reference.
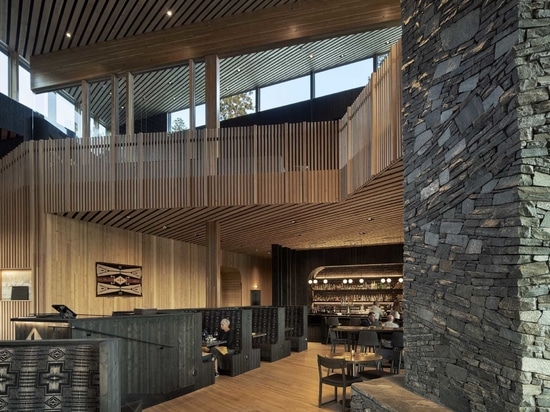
[220,90,255,120]
[314,59,374,98]
[169,109,189,131]
[56,94,75,131]
[260,76,310,111]
[18,66,34,108]
[0,51,7,95]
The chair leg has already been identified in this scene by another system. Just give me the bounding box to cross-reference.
[318,381,322,407]
[342,387,346,412]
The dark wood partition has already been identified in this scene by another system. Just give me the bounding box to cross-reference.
[285,305,308,352]
[12,311,212,408]
[200,308,261,376]
[0,338,119,411]
[249,306,291,362]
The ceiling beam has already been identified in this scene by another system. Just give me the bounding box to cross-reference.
[30,0,400,93]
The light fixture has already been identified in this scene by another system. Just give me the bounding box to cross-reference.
[386,278,391,283]
[348,279,353,284]
[167,10,173,17]
[323,279,328,284]
[308,279,313,284]
[359,278,364,284]
[162,225,168,230]
[313,279,318,284]
[399,278,403,283]
[381,278,386,283]
[343,279,348,284]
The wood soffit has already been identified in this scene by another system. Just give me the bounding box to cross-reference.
[28,0,401,92]
[62,159,404,258]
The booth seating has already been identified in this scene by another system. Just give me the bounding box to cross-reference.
[285,305,308,352]
[12,311,213,409]
[249,306,291,362]
[201,308,261,377]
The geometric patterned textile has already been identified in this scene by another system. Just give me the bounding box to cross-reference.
[96,262,142,297]
[0,344,100,411]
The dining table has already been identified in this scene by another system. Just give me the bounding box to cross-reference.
[324,351,382,376]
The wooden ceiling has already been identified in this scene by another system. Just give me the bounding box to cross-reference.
[1,0,404,258]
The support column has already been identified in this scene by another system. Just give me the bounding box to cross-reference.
[188,59,196,131]
[110,75,119,136]
[205,54,220,129]
[8,50,18,101]
[205,221,221,308]
[125,72,134,136]
[81,80,90,139]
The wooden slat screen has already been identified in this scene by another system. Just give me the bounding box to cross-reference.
[0,300,33,339]
[0,144,31,269]
[340,39,402,196]
[34,120,341,213]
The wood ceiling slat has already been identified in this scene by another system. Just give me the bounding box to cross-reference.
[86,0,117,45]
[41,0,66,54]
[73,0,102,48]
[59,0,86,51]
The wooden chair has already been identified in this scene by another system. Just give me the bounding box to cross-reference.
[391,331,404,370]
[357,348,401,380]
[317,354,362,412]
[328,328,349,353]
[357,330,380,353]
[325,317,340,344]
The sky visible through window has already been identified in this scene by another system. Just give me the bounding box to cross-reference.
[0,48,375,135]
[170,57,374,131]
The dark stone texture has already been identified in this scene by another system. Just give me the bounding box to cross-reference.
[403,0,550,410]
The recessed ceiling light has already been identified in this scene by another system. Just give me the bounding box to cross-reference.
[367,217,373,221]
[66,32,71,38]
[290,220,296,224]
[308,53,314,59]
[167,10,173,17]
[162,225,168,230]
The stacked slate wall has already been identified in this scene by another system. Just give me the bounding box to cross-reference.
[403,0,550,410]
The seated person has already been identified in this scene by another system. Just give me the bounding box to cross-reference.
[360,312,380,327]
[210,318,236,376]
[380,315,399,348]
[382,314,399,328]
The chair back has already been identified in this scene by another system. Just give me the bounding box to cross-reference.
[357,330,379,352]
[391,331,404,349]
[327,317,340,327]
[375,348,401,373]
[318,354,346,375]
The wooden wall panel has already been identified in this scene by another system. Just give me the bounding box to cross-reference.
[36,214,270,317]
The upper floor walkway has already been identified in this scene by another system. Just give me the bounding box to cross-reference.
[0,42,402,215]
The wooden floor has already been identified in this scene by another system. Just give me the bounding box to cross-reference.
[145,342,365,412]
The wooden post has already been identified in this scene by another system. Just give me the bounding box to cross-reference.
[206,221,221,308]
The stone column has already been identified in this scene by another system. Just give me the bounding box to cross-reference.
[402,0,549,409]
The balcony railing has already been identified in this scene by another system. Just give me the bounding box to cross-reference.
[1,41,402,214]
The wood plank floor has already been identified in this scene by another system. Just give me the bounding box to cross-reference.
[145,342,363,411]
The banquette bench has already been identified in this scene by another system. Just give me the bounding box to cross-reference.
[200,307,261,376]
[248,306,291,362]
[285,305,308,352]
